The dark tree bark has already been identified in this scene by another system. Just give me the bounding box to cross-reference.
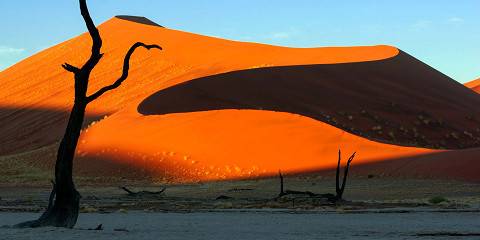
[15,0,161,228]
[276,170,317,198]
[278,170,285,197]
[335,149,355,201]
[120,186,167,196]
[275,150,355,203]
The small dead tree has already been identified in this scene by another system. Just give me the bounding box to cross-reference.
[278,170,285,197]
[16,0,161,228]
[120,186,166,196]
[275,150,355,202]
[277,170,316,198]
[335,149,355,201]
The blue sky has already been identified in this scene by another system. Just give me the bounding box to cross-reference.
[1,1,479,83]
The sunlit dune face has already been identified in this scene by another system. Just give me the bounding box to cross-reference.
[76,110,432,182]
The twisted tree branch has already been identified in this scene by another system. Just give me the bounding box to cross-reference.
[120,186,166,196]
[62,63,80,73]
[79,0,103,72]
[336,149,341,195]
[86,42,162,102]
[340,152,355,194]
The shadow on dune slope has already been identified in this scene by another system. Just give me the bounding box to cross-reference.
[139,51,480,149]
[306,148,480,182]
[0,106,106,155]
[73,147,480,183]
[115,15,164,27]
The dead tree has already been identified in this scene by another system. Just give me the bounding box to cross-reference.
[335,150,355,201]
[278,170,285,197]
[120,186,166,196]
[277,170,316,198]
[15,0,161,228]
[275,150,355,202]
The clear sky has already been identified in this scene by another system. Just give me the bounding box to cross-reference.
[1,1,479,83]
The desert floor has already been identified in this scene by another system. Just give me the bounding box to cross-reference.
[1,148,480,238]
[1,211,480,240]
[1,176,480,211]
[1,174,480,239]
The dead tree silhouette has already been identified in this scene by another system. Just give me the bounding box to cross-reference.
[15,0,161,228]
[335,149,355,201]
[120,186,167,196]
[275,149,355,203]
[277,170,317,198]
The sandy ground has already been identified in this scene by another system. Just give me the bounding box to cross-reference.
[1,176,480,212]
[1,211,480,240]
[1,160,480,239]
[2,144,479,213]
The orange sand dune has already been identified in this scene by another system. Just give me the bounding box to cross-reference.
[0,17,398,154]
[1,16,479,182]
[465,78,480,93]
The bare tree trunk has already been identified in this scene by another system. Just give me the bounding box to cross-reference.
[335,150,342,199]
[48,102,86,226]
[15,0,161,228]
[15,102,86,228]
[278,170,285,197]
[335,149,355,201]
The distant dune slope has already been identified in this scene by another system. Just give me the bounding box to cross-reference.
[465,78,480,93]
[0,17,479,182]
